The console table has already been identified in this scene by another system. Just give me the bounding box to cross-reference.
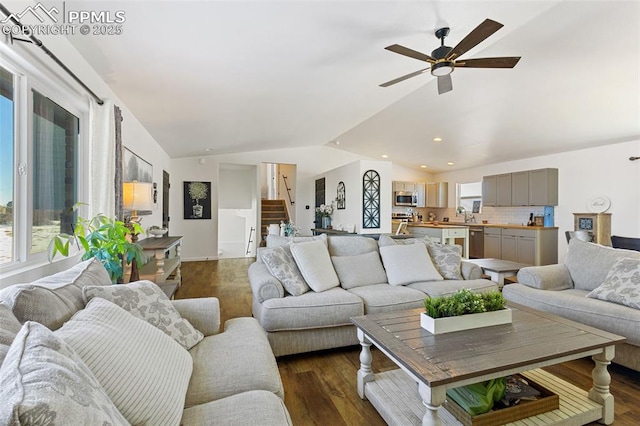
[138,236,183,285]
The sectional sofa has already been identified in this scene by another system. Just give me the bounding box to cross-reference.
[0,258,291,425]
[503,238,640,372]
[249,234,498,357]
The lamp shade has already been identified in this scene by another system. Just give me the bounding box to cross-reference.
[123,181,153,213]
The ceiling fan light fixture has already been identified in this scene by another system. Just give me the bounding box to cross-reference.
[431,61,454,77]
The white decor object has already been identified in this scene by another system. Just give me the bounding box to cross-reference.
[420,308,512,335]
[588,196,611,213]
[147,228,168,238]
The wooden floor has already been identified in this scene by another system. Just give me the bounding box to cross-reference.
[177,258,640,426]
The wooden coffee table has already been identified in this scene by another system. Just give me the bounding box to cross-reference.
[351,303,625,426]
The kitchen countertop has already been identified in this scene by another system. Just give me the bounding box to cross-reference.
[405,222,558,230]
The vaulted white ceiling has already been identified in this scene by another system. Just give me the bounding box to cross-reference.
[61,1,639,172]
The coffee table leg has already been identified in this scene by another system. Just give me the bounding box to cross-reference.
[589,345,615,424]
[418,382,446,426]
[356,329,374,399]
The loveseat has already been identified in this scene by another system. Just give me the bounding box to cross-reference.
[503,238,640,372]
[249,234,498,357]
[0,258,292,425]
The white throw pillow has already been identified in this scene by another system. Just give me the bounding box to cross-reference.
[587,257,640,310]
[331,251,388,289]
[83,280,203,350]
[379,243,443,286]
[260,245,310,296]
[55,298,193,426]
[0,321,128,426]
[290,240,340,292]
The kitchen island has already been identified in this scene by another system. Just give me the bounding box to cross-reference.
[407,223,470,258]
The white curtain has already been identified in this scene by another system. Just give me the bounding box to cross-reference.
[89,99,115,218]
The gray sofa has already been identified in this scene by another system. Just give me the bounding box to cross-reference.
[249,234,498,357]
[503,238,640,372]
[0,258,291,425]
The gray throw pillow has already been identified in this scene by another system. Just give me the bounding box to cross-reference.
[379,243,443,286]
[83,280,203,350]
[260,244,310,296]
[587,257,640,310]
[331,251,388,289]
[290,240,340,292]
[426,243,463,280]
[0,321,128,426]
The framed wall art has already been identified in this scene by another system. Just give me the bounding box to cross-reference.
[184,181,212,219]
[123,147,153,183]
[337,181,346,209]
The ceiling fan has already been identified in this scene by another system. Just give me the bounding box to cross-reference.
[380,18,521,94]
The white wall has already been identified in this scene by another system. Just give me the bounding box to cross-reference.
[433,139,640,262]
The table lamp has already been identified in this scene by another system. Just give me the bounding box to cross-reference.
[123,181,153,281]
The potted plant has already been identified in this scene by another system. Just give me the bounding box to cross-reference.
[315,202,335,229]
[188,182,208,218]
[421,289,511,334]
[48,212,146,283]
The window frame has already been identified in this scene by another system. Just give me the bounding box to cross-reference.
[0,52,89,273]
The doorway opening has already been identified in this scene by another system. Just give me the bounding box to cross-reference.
[260,163,297,244]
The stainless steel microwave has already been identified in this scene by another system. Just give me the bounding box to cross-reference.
[394,191,417,206]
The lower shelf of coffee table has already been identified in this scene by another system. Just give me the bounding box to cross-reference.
[364,368,602,426]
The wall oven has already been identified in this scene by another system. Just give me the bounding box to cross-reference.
[394,191,417,207]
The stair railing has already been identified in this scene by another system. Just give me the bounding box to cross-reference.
[282,175,294,206]
[246,226,255,255]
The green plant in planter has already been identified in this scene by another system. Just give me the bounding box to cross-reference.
[424,289,506,319]
[48,213,145,283]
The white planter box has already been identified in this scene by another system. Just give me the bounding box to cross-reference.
[420,308,512,335]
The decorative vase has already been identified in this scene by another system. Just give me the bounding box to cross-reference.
[420,309,512,335]
[322,216,331,229]
[192,203,203,218]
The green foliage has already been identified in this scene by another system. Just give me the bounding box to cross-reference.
[423,289,506,319]
[48,209,146,283]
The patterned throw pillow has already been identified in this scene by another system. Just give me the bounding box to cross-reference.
[0,303,22,367]
[0,321,128,426]
[587,257,640,310]
[426,243,464,280]
[83,280,203,350]
[260,245,310,296]
[55,298,193,426]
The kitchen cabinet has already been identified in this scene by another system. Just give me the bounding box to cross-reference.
[511,171,529,206]
[393,181,416,192]
[408,225,469,258]
[482,168,558,207]
[482,227,557,265]
[415,182,426,208]
[425,182,448,208]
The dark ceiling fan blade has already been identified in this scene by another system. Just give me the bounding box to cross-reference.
[446,19,503,61]
[385,44,436,63]
[437,74,453,94]
[379,68,430,87]
[455,57,521,68]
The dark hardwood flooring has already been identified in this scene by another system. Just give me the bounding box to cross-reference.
[177,259,640,425]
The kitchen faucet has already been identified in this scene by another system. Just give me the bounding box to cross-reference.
[456,206,475,223]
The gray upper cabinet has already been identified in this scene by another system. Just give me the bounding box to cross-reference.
[415,182,426,208]
[529,168,558,206]
[426,182,448,208]
[511,171,529,206]
[482,168,558,207]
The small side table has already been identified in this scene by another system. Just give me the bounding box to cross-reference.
[467,258,530,289]
[158,283,179,300]
[138,236,183,285]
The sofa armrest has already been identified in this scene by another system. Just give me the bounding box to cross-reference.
[516,264,573,290]
[171,297,220,336]
[248,262,285,303]
[461,261,482,280]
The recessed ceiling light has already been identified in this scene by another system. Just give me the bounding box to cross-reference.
[420,165,427,169]
[204,148,215,152]
[335,141,340,145]
[447,162,454,166]
[433,137,442,142]
[381,154,389,158]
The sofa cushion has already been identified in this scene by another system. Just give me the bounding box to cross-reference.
[378,235,435,248]
[426,243,463,280]
[331,251,388,289]
[55,298,192,426]
[290,240,339,292]
[0,321,128,426]
[0,303,21,367]
[258,287,363,332]
[565,239,640,291]
[260,245,310,296]
[328,236,379,256]
[266,233,327,248]
[186,317,284,408]
[0,258,111,330]
[407,279,498,298]
[83,280,204,349]
[379,243,443,286]
[503,285,640,346]
[587,257,640,310]
[181,390,292,426]
[347,284,425,314]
